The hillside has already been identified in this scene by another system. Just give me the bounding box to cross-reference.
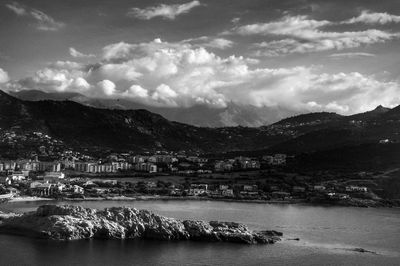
[10,90,291,127]
[2,90,400,171]
[0,91,288,154]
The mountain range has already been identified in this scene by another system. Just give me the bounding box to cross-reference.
[0,90,280,153]
[2,90,400,170]
[9,90,292,127]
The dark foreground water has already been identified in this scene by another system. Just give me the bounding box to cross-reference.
[1,200,399,266]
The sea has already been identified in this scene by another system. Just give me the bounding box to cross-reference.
[0,200,399,266]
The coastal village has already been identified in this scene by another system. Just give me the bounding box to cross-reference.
[0,148,389,207]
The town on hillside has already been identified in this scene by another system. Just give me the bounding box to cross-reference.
[0,149,393,207]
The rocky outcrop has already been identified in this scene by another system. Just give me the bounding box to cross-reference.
[0,205,281,244]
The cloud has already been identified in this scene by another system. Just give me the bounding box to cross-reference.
[233,15,331,36]
[128,1,201,20]
[181,36,234,49]
[252,29,396,56]
[69,47,95,58]
[201,38,234,49]
[231,15,399,55]
[6,39,400,115]
[8,61,90,92]
[328,52,376,59]
[97,80,116,96]
[5,1,26,15]
[343,10,400,25]
[231,17,240,24]
[5,1,65,31]
[0,68,9,83]
[123,85,149,99]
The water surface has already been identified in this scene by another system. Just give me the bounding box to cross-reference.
[1,200,399,266]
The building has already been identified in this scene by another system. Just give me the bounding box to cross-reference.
[235,157,260,170]
[39,162,61,172]
[92,179,118,186]
[215,161,233,172]
[0,176,12,185]
[219,185,229,190]
[189,184,208,196]
[272,154,287,165]
[1,161,17,171]
[243,185,258,191]
[345,186,368,192]
[262,155,274,164]
[135,163,157,173]
[30,182,64,196]
[313,185,326,191]
[18,160,39,171]
[148,155,176,164]
[63,159,75,169]
[43,172,65,183]
[8,172,26,182]
[130,155,148,164]
[74,162,90,172]
[221,189,234,197]
[271,191,291,200]
[63,184,84,194]
[379,139,390,144]
[187,156,207,163]
[327,192,349,200]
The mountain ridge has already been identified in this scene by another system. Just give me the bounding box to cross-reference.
[9,90,292,127]
[1,90,400,163]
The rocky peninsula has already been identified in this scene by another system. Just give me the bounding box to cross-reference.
[0,205,282,244]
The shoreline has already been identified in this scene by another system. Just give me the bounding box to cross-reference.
[4,195,398,209]
[7,196,53,203]
[64,195,304,205]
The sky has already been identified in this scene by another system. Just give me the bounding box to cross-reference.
[0,0,400,116]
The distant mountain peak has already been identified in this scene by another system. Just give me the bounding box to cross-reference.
[373,105,389,113]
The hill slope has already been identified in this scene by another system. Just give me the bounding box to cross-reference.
[10,90,291,127]
[0,91,289,153]
[2,90,400,172]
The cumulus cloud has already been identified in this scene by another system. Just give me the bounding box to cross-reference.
[231,15,399,55]
[69,47,95,58]
[9,61,90,92]
[0,68,9,83]
[343,10,400,25]
[6,39,400,115]
[127,1,201,20]
[5,1,65,31]
[97,80,116,96]
[123,85,149,98]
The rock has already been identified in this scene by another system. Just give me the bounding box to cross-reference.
[252,231,282,244]
[0,205,282,244]
[350,248,377,254]
[183,220,220,241]
[0,211,20,221]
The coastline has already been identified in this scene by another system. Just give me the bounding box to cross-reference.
[4,195,398,209]
[63,195,304,205]
[8,196,53,203]
[61,196,399,208]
